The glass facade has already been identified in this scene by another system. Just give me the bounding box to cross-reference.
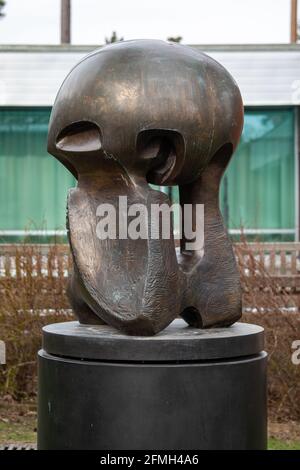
[220,108,296,241]
[0,108,75,241]
[0,107,296,242]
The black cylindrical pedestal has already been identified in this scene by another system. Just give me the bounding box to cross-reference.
[38,320,267,450]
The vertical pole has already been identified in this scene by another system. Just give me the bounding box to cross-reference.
[223,175,229,231]
[61,0,71,44]
[296,107,300,241]
[291,0,298,43]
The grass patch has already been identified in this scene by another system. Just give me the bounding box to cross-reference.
[0,402,36,445]
[268,438,300,450]
[0,420,36,444]
[0,403,299,449]
[1,419,300,450]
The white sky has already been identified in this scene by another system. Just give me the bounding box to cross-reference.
[0,0,296,45]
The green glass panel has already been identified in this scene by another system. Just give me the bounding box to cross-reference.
[0,107,296,242]
[220,109,295,237]
[0,108,75,238]
[169,109,295,241]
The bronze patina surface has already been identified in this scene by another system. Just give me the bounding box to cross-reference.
[48,39,244,335]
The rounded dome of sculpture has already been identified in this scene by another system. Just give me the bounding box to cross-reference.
[48,39,243,185]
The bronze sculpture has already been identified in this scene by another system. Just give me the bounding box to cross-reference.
[48,39,244,336]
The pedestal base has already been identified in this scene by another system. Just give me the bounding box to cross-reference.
[37,320,267,450]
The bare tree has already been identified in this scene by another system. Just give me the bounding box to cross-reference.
[167,36,182,43]
[0,0,6,18]
[105,31,124,44]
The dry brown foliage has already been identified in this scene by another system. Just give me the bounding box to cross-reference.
[0,243,73,398]
[235,240,300,422]
[0,240,299,423]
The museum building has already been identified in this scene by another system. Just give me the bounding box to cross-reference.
[0,43,299,242]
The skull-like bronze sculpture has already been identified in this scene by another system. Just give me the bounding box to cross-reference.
[48,40,244,335]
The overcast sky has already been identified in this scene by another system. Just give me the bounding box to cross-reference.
[0,0,295,45]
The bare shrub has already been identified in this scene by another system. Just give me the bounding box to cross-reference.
[0,240,299,423]
[235,240,300,422]
[0,242,73,398]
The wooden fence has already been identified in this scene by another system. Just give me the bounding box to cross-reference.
[235,242,300,293]
[0,244,70,278]
[235,242,300,277]
[0,242,300,292]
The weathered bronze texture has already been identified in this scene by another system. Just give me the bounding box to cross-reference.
[48,39,244,336]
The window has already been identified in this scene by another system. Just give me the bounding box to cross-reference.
[221,108,296,241]
[0,107,296,242]
[0,108,75,242]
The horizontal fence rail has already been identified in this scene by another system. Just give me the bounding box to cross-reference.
[234,242,300,277]
[0,244,70,278]
[0,243,300,296]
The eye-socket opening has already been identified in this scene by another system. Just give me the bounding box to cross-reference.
[136,129,185,185]
[56,121,102,153]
